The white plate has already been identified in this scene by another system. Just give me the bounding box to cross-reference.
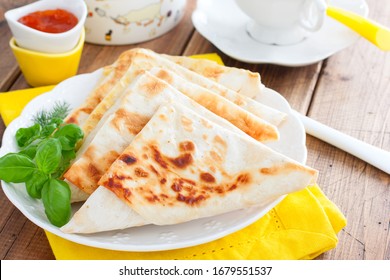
[0,69,306,252]
[192,0,369,66]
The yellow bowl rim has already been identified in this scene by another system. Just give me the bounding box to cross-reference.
[9,28,85,57]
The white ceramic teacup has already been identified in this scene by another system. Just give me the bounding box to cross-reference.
[234,0,327,45]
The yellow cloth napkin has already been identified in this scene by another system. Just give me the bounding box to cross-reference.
[0,85,55,126]
[0,53,346,260]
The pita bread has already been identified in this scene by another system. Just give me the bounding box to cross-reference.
[62,102,316,233]
[164,53,264,98]
[101,102,317,226]
[62,186,147,233]
[150,67,286,126]
[64,72,275,195]
[79,48,285,138]
[68,181,90,203]
[81,63,145,138]
[64,50,134,126]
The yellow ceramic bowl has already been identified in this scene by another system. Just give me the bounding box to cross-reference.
[10,29,85,87]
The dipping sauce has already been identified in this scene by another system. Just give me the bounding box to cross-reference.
[18,9,78,33]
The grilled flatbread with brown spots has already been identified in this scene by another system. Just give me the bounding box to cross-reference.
[163,53,263,98]
[149,67,286,127]
[80,63,146,139]
[64,72,277,196]
[61,186,148,233]
[129,49,285,126]
[100,102,317,226]
[62,102,316,233]
[79,49,285,139]
[64,50,135,127]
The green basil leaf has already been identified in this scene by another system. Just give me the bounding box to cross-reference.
[0,153,37,183]
[54,124,84,144]
[49,117,63,127]
[19,144,38,159]
[51,150,76,179]
[40,123,58,138]
[62,149,76,162]
[35,138,62,174]
[15,123,41,147]
[57,136,74,151]
[25,171,48,199]
[41,178,71,227]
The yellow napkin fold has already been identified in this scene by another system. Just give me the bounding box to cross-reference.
[45,186,345,260]
[0,53,346,260]
[0,85,55,126]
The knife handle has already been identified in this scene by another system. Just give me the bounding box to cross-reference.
[296,112,390,175]
[326,5,390,51]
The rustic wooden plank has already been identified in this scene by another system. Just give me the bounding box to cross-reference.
[0,30,19,92]
[0,190,21,259]
[305,0,390,260]
[0,194,55,260]
[0,1,33,91]
[4,217,55,259]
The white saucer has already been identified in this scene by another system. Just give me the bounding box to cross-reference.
[192,0,369,66]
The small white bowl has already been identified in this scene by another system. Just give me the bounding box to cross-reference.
[5,0,87,54]
[84,0,187,45]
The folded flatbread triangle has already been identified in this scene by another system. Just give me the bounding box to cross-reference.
[163,53,263,98]
[79,49,285,140]
[64,72,275,196]
[62,101,317,233]
[64,50,134,126]
[149,67,286,127]
[64,48,265,131]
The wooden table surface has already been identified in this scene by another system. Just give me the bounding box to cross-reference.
[0,0,389,260]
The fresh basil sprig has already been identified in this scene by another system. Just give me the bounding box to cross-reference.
[0,153,36,183]
[0,102,83,227]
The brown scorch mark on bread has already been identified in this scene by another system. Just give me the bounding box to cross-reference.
[179,141,195,152]
[237,173,251,185]
[200,172,216,183]
[176,193,206,206]
[134,167,149,178]
[140,76,167,96]
[150,142,195,170]
[260,162,318,177]
[111,109,150,135]
[151,145,168,169]
[169,153,193,169]
[154,68,174,84]
[120,154,137,165]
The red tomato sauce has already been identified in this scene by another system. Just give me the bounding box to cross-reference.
[18,9,78,33]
